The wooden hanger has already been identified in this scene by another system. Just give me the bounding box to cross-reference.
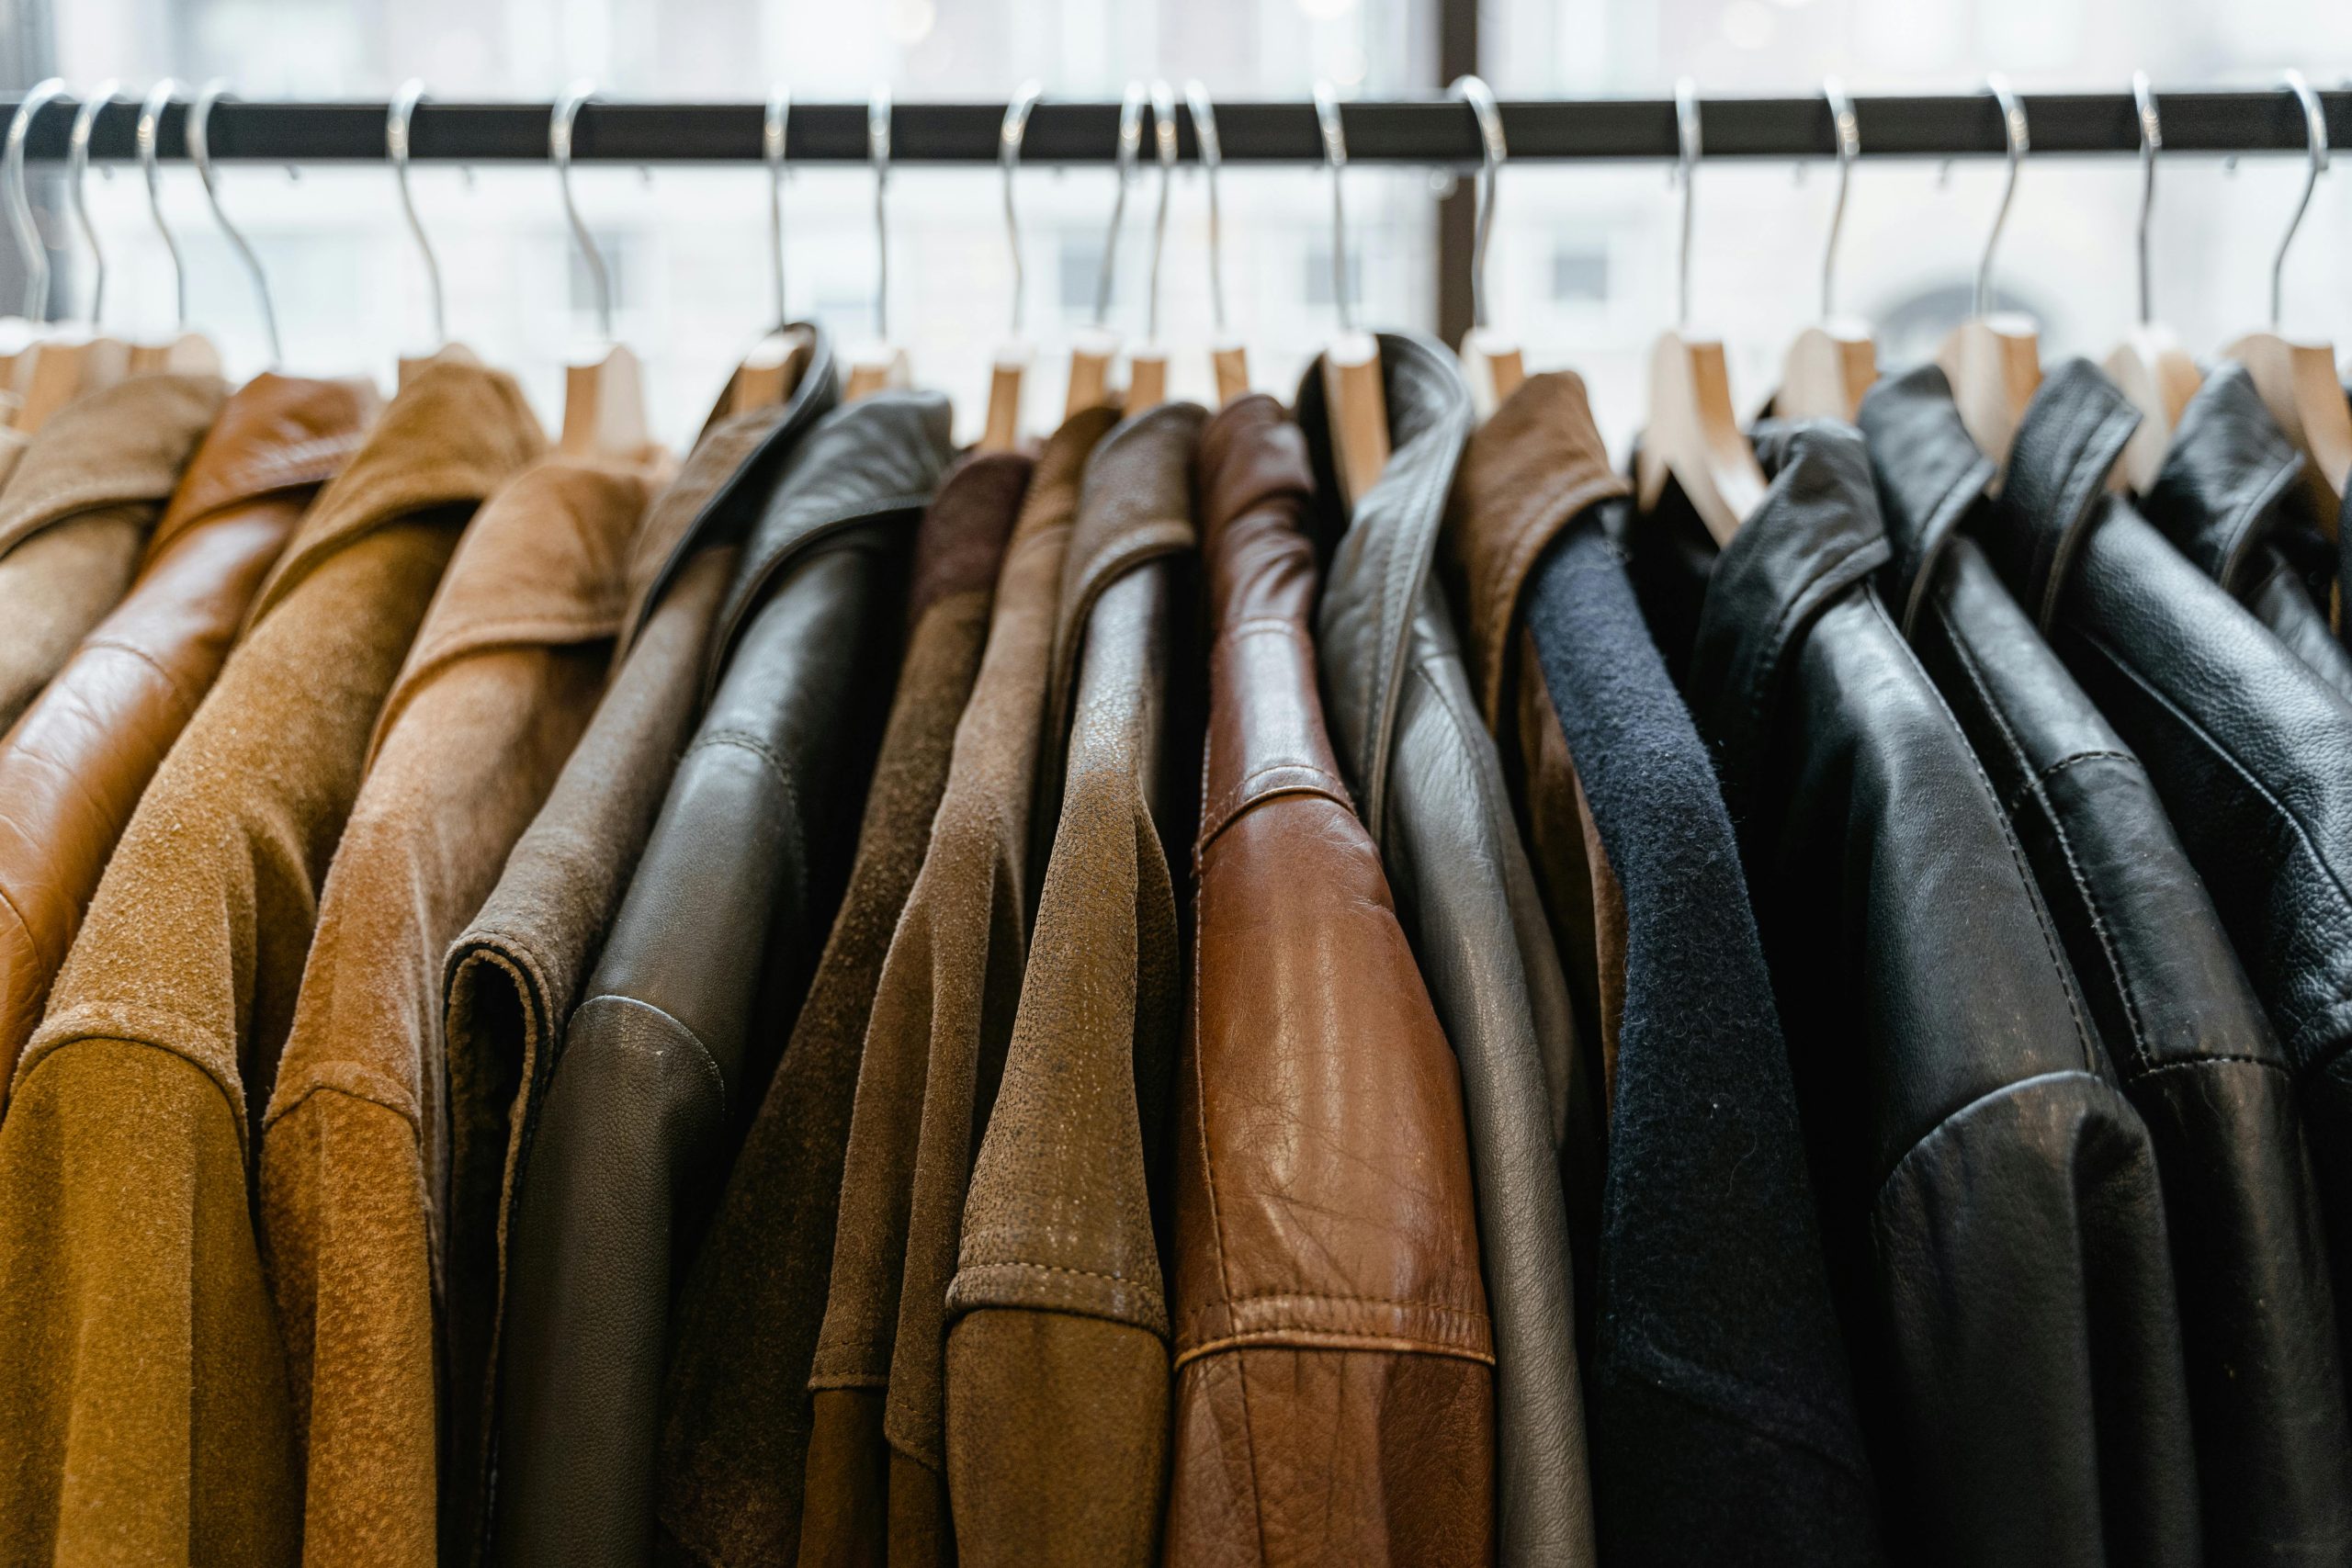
[1315,83,1390,509]
[1934,77,2041,472]
[978,82,1043,448]
[723,85,812,416]
[17,83,136,435]
[2223,72,2349,528]
[1779,79,1878,423]
[1123,82,1182,414]
[1186,83,1250,405]
[1449,75,1523,419]
[2105,77,2200,492]
[1064,82,1145,417]
[551,83,656,460]
[1635,79,1765,546]
[842,88,911,401]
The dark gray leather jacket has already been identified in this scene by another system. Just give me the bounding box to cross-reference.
[1861,363,2352,1563]
[492,391,956,1566]
[1297,331,1595,1568]
[1672,419,2200,1568]
[1972,356,2352,1400]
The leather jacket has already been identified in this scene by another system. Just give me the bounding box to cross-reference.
[2142,362,2352,704]
[1671,421,2201,1568]
[1163,393,1498,1568]
[1300,330,1586,1565]
[0,373,370,1101]
[492,391,955,1566]
[1970,356,2352,1401]
[1862,363,2352,1562]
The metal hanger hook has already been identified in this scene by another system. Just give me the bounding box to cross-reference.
[1314,81,1353,333]
[2130,72,2159,327]
[1184,80,1227,337]
[191,79,282,363]
[1973,74,2028,320]
[1091,81,1145,331]
[6,79,69,322]
[389,80,446,347]
[868,85,890,342]
[2267,69,2327,330]
[1673,77,1700,331]
[764,85,789,327]
[1821,76,1859,320]
[1450,74,1504,333]
[68,81,120,330]
[550,81,611,341]
[1000,80,1040,339]
[1146,80,1177,342]
[138,79,189,331]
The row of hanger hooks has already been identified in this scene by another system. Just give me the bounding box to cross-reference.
[1,72,2338,375]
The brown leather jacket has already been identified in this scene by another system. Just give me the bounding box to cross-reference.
[943,402,1205,1566]
[0,374,373,1101]
[1165,394,1497,1566]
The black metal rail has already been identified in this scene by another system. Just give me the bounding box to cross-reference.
[6,89,2349,165]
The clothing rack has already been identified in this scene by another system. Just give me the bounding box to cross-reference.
[10,88,2352,166]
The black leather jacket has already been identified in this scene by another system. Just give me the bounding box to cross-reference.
[2140,362,2352,705]
[1861,364,2352,1562]
[493,391,956,1566]
[1670,422,2200,1568]
[1973,356,2352,1396]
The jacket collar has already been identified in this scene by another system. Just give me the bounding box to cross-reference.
[1975,358,2141,631]
[367,456,657,766]
[0,372,229,561]
[1690,421,1891,810]
[703,388,957,692]
[244,359,546,633]
[621,322,839,649]
[2137,362,2304,592]
[1299,329,1473,833]
[151,373,378,558]
[1445,369,1630,726]
[907,452,1034,630]
[1854,363,1998,637]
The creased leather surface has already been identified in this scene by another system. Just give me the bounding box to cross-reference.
[1302,334,1576,1566]
[0,360,540,1568]
[1970,358,2352,1496]
[943,401,1205,1568]
[656,453,1028,1568]
[1463,373,1882,1568]
[1864,363,2352,1564]
[1675,421,2201,1568]
[492,393,951,1568]
[0,374,370,1108]
[1163,393,1497,1568]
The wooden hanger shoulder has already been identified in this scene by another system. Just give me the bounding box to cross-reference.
[842,342,910,402]
[396,339,481,391]
[1458,326,1526,421]
[1123,341,1169,414]
[1636,327,1765,547]
[978,342,1032,452]
[726,328,811,415]
[2104,323,2201,493]
[1064,327,1119,417]
[14,330,133,435]
[1211,337,1251,407]
[1778,317,1877,423]
[560,339,656,461]
[128,331,224,379]
[1935,311,2041,472]
[1321,328,1390,511]
[2226,330,2351,525]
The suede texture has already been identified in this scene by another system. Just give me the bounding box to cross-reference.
[256,454,652,1567]
[656,453,1031,1567]
[439,384,830,1562]
[0,374,373,1106]
[943,402,1206,1568]
[0,361,544,1568]
[797,410,1115,1568]
[0,373,229,734]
